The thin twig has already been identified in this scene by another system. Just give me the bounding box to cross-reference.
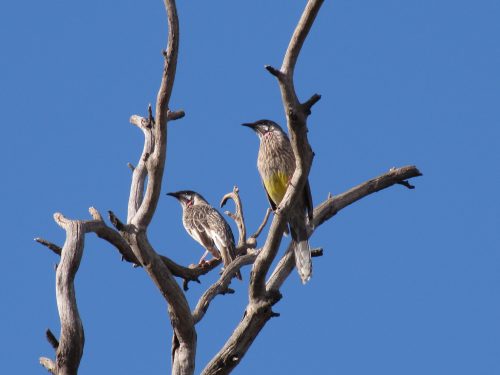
[193,252,258,324]
[220,186,247,247]
[108,211,126,231]
[39,357,56,374]
[167,109,185,121]
[40,213,87,374]
[250,0,324,303]
[250,208,272,240]
[45,329,59,350]
[267,165,422,292]
[310,247,323,257]
[35,238,62,256]
[397,180,416,189]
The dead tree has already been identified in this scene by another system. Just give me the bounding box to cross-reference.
[36,0,422,374]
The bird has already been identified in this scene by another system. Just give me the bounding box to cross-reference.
[242,119,313,284]
[167,190,242,280]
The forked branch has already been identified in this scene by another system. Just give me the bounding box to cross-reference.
[120,1,197,374]
[37,1,422,374]
[267,165,423,291]
[220,186,247,247]
[202,165,421,374]
[251,0,324,301]
[192,252,258,324]
[39,210,102,374]
[192,188,273,326]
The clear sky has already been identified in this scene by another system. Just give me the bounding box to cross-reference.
[1,0,499,374]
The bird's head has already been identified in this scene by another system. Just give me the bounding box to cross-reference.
[167,190,208,208]
[242,119,285,140]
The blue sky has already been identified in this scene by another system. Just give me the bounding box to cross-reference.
[1,0,499,374]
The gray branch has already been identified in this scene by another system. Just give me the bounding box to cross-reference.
[37,211,225,292]
[268,165,422,291]
[220,186,247,248]
[192,252,258,324]
[249,208,272,240]
[251,0,324,302]
[127,114,151,222]
[130,0,180,230]
[122,1,197,373]
[37,0,422,374]
[193,188,272,326]
[202,165,421,374]
[39,211,101,374]
[39,0,195,373]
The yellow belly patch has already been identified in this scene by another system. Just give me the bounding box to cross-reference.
[263,172,289,205]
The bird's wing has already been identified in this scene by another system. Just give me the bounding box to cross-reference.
[261,177,293,236]
[194,207,234,258]
[186,206,220,258]
[262,172,289,207]
[198,208,242,278]
[304,179,313,223]
[205,211,242,280]
[261,179,278,211]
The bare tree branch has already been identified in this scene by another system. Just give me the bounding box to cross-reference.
[201,291,282,375]
[45,329,59,350]
[37,1,422,374]
[302,93,322,115]
[203,3,327,371]
[193,252,258,324]
[127,113,151,222]
[249,208,272,240]
[131,0,180,230]
[120,2,197,373]
[220,186,247,248]
[282,0,324,77]
[267,165,422,291]
[37,164,419,375]
[39,213,96,374]
[202,165,421,374]
[37,210,224,291]
[35,237,62,256]
[102,208,223,289]
[167,109,185,121]
[251,0,324,302]
[130,233,196,375]
[40,357,56,374]
[192,188,276,326]
[313,165,422,227]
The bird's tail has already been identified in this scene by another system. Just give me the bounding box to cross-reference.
[294,239,312,284]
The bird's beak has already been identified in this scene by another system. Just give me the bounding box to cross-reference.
[242,122,260,134]
[242,122,257,130]
[166,192,180,199]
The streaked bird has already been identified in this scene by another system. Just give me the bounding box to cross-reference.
[242,119,313,283]
[167,190,242,280]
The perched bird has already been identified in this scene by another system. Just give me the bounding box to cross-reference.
[242,119,313,283]
[167,190,242,280]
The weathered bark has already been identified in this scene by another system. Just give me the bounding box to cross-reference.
[37,1,422,374]
[39,210,103,374]
[267,165,423,291]
[250,0,324,302]
[123,1,196,373]
[201,166,421,374]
